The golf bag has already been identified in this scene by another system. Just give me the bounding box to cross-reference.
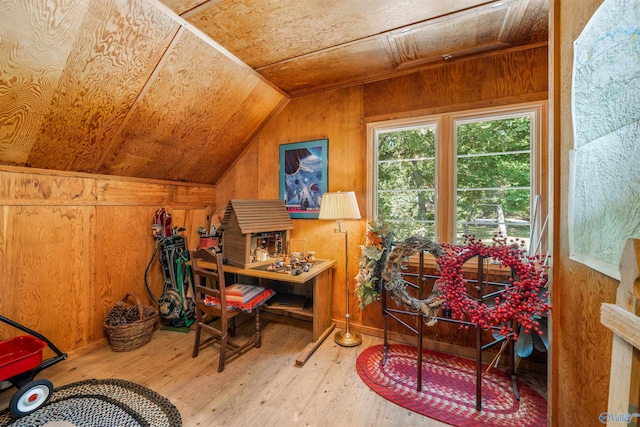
[144,208,195,328]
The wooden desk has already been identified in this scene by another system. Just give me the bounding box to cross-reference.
[192,258,336,366]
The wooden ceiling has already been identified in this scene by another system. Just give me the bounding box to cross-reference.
[0,0,547,185]
[163,0,548,96]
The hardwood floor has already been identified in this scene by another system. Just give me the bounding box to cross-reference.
[0,313,545,426]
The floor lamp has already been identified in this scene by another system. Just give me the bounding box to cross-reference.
[318,191,362,347]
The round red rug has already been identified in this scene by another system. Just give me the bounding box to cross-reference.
[356,344,547,427]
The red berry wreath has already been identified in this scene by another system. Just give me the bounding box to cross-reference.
[435,235,551,339]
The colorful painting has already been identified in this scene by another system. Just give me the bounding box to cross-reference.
[279,139,328,219]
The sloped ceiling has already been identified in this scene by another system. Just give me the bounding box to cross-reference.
[0,0,288,184]
[0,0,547,185]
[166,0,548,95]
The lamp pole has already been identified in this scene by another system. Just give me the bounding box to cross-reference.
[318,191,362,347]
[333,218,362,347]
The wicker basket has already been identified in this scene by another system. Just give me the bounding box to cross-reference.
[104,293,157,352]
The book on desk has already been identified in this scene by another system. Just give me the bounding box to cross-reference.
[225,284,268,304]
[227,284,308,312]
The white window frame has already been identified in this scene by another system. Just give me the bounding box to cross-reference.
[367,102,548,252]
[368,118,441,238]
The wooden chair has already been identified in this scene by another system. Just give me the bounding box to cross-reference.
[190,249,263,372]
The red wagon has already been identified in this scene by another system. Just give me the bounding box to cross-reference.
[0,315,67,417]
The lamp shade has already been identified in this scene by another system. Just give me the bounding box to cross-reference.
[318,191,361,220]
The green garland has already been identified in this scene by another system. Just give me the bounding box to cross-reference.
[354,221,393,309]
[381,235,444,326]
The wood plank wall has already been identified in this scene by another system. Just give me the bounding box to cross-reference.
[215,45,549,349]
[550,0,619,425]
[0,166,214,357]
[0,0,287,185]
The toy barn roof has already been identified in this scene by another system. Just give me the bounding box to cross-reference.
[221,199,294,234]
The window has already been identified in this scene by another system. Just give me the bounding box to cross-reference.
[376,123,438,240]
[455,112,534,245]
[368,103,547,252]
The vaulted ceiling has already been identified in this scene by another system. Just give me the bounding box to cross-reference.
[164,0,548,96]
[0,0,547,185]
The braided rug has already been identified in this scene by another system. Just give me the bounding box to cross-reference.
[356,344,547,427]
[0,379,181,427]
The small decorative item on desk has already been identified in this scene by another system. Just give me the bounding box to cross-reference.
[255,248,269,262]
[290,252,303,264]
[307,251,316,263]
[267,259,288,272]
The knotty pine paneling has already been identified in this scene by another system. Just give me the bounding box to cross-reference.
[0,171,96,205]
[0,205,96,355]
[501,0,548,45]
[363,46,548,120]
[216,86,366,330]
[0,167,214,356]
[215,144,261,206]
[0,0,87,165]
[216,46,547,340]
[181,82,290,185]
[95,206,167,335]
[259,37,396,96]
[99,27,287,184]
[177,0,548,98]
[1,0,287,185]
[96,179,215,206]
[184,0,497,69]
[157,0,203,16]
[26,0,179,174]
[167,207,212,250]
[551,0,620,425]
[554,258,615,426]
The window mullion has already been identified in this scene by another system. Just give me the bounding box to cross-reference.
[438,115,454,243]
[368,101,546,252]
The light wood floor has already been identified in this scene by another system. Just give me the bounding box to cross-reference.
[0,313,545,426]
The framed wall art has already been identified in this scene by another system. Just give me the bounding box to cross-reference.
[279,139,328,219]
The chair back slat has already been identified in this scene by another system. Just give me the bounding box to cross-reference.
[190,248,263,372]
[191,251,227,305]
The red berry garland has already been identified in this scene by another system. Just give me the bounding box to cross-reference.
[435,235,551,339]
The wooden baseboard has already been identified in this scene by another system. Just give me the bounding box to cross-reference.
[62,338,110,361]
[334,319,547,374]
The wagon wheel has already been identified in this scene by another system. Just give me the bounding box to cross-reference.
[10,379,53,417]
